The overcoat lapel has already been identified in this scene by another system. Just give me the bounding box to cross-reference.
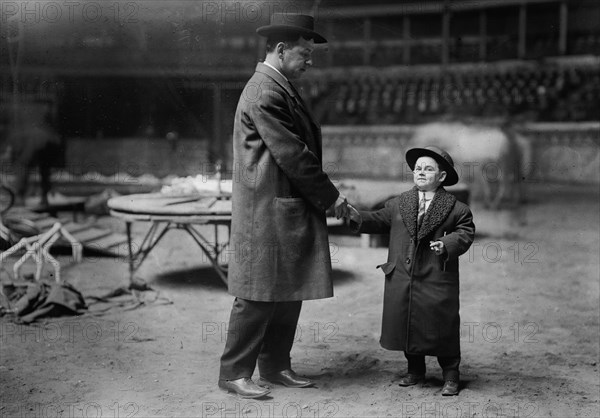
[398,186,457,241]
[290,84,323,155]
[255,63,322,156]
[398,188,419,241]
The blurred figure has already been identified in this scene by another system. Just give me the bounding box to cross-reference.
[4,105,60,207]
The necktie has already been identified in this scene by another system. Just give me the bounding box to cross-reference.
[289,82,308,109]
[418,192,428,228]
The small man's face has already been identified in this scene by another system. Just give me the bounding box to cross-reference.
[280,37,314,80]
[413,156,447,191]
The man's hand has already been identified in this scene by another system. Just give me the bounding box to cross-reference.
[334,194,349,219]
[429,240,446,256]
[333,195,361,224]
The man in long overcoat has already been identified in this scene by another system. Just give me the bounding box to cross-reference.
[348,146,475,396]
[218,14,348,398]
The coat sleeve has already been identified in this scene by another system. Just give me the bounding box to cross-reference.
[440,203,475,260]
[350,198,396,234]
[248,87,339,212]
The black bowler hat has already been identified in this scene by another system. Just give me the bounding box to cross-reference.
[256,13,327,43]
[406,146,459,186]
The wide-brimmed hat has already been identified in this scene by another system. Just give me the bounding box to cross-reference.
[406,146,459,186]
[256,13,327,44]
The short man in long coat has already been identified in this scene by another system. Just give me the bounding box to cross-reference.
[218,14,348,398]
[348,146,475,396]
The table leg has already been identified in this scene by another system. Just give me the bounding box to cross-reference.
[182,224,228,285]
[125,221,134,282]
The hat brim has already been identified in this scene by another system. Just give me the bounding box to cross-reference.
[256,25,327,43]
[406,148,459,186]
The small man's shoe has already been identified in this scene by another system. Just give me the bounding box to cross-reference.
[218,378,271,398]
[398,374,425,387]
[260,369,314,388]
[441,380,459,396]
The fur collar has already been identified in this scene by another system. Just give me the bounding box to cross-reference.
[398,186,457,241]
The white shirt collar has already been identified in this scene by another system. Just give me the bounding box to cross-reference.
[420,190,436,200]
[263,61,288,82]
[420,190,436,211]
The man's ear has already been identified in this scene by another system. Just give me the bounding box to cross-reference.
[439,171,447,183]
[276,42,286,56]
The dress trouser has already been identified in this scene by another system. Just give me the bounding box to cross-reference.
[14,149,52,204]
[405,352,461,382]
[219,297,302,381]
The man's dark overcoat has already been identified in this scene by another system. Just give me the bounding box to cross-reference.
[228,63,339,302]
[355,187,475,356]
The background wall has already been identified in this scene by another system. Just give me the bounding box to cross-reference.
[43,122,599,191]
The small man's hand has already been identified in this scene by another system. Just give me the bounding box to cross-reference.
[347,203,361,224]
[430,240,446,256]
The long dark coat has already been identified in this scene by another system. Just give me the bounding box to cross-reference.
[228,63,339,302]
[355,187,475,356]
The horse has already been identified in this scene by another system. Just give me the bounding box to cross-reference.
[409,121,531,210]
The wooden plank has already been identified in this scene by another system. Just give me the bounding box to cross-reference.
[85,233,128,249]
[33,217,62,230]
[61,222,94,234]
[70,228,112,243]
[6,209,50,222]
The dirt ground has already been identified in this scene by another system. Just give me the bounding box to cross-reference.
[1,182,599,418]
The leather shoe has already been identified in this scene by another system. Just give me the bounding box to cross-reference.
[260,369,314,388]
[441,380,459,396]
[218,378,270,398]
[398,374,425,387]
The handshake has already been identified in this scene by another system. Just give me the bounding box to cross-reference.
[334,195,361,223]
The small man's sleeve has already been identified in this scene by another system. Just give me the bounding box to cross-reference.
[441,203,475,260]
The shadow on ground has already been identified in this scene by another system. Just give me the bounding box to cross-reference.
[154,266,227,290]
[153,265,359,290]
[331,268,359,285]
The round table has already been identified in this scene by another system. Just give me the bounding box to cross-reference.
[108,193,232,284]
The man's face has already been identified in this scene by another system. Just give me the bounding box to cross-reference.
[413,156,447,191]
[280,37,314,80]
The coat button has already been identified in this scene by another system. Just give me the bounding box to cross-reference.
[405,258,411,264]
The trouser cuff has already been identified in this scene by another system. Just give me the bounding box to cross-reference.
[443,370,460,382]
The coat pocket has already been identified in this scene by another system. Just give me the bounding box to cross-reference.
[274,197,306,215]
[376,261,396,276]
[272,197,330,283]
[273,197,311,245]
